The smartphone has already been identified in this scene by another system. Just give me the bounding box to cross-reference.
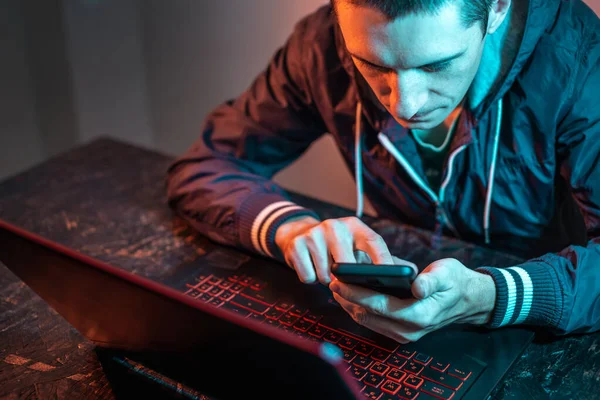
[331,263,417,298]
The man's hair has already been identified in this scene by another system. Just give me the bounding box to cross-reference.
[331,0,495,34]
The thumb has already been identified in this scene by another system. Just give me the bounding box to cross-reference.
[412,259,456,299]
[411,260,450,299]
[412,273,438,299]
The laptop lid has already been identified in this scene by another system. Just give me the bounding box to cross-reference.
[0,218,362,400]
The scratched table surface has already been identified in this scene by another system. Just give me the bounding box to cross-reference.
[0,138,598,400]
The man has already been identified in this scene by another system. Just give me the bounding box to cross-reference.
[166,0,600,343]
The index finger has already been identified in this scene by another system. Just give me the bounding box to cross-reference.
[346,219,393,264]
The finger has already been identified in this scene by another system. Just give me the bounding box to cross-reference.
[330,280,417,318]
[355,250,372,264]
[305,226,332,285]
[412,258,455,299]
[344,218,393,264]
[286,237,317,284]
[323,219,357,264]
[333,293,423,344]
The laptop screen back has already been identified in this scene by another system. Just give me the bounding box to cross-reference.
[0,219,359,400]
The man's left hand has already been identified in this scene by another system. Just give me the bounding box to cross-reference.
[329,258,496,343]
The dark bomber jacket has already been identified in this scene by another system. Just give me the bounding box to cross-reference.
[167,0,600,335]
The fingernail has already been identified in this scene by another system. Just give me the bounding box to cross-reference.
[421,279,430,297]
[329,280,340,294]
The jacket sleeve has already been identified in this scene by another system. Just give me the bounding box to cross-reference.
[166,15,327,261]
[477,36,600,335]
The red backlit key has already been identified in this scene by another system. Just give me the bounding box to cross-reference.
[209,298,223,307]
[293,318,313,332]
[289,306,308,317]
[240,287,278,306]
[221,302,251,317]
[230,294,269,314]
[352,355,373,369]
[431,360,450,372]
[218,290,234,300]
[342,349,355,363]
[380,380,401,395]
[339,336,358,350]
[264,308,284,320]
[197,293,212,302]
[238,276,253,286]
[218,280,233,289]
[385,354,407,369]
[304,313,322,323]
[323,330,342,343]
[372,349,391,362]
[249,279,266,291]
[279,313,299,326]
[198,283,212,291]
[397,349,415,359]
[208,276,222,285]
[386,368,406,383]
[187,289,202,297]
[402,361,423,375]
[421,380,456,399]
[370,362,389,376]
[403,375,424,389]
[448,366,472,381]
[397,386,419,400]
[230,283,244,292]
[363,372,385,388]
[362,386,383,400]
[274,301,293,311]
[421,368,463,390]
[348,365,367,380]
[355,342,374,356]
[308,324,327,338]
[264,319,280,328]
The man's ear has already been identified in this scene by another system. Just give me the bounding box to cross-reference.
[486,0,511,35]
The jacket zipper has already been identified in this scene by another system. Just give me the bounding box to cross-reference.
[438,144,468,236]
[377,133,466,237]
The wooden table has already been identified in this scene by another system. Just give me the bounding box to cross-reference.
[1,138,598,399]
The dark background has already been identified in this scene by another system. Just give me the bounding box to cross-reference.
[1,0,599,212]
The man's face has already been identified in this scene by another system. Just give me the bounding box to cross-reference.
[336,1,488,129]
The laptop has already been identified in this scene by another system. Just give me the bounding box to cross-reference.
[0,218,534,400]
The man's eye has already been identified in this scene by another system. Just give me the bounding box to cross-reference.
[422,62,451,73]
[368,63,391,72]
[356,58,391,73]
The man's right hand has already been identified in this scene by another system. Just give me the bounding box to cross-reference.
[274,216,397,285]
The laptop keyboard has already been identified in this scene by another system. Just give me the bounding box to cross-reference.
[184,272,473,400]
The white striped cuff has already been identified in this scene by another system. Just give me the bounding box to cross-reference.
[238,194,320,260]
[477,262,560,329]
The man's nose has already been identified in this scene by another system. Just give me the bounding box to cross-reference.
[389,71,428,120]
